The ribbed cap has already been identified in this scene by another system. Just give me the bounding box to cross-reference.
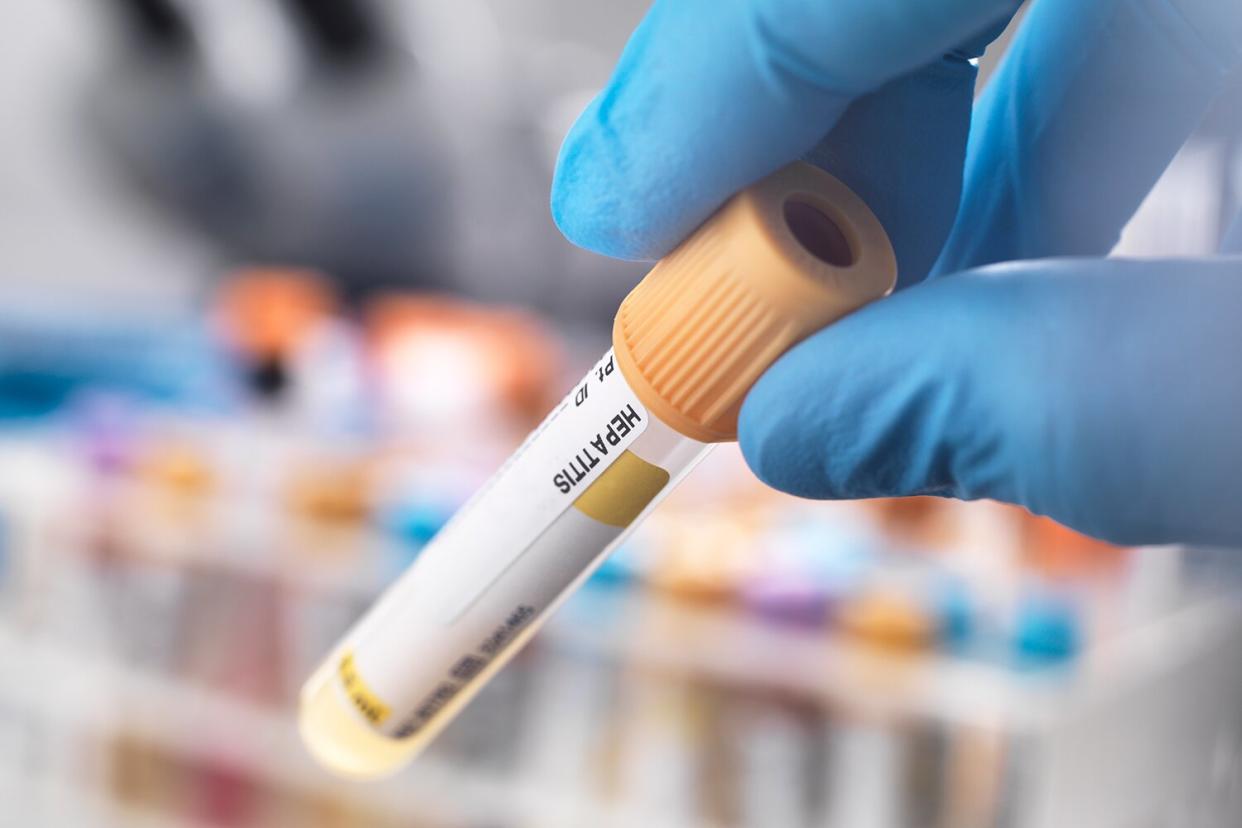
[613,162,896,442]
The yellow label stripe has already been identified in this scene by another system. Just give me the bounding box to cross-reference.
[338,651,391,726]
[573,450,670,528]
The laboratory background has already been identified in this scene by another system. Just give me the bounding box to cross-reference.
[2,1,1242,827]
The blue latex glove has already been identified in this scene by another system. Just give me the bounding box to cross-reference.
[553,0,1242,546]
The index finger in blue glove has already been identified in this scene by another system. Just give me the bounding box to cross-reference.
[552,0,1020,262]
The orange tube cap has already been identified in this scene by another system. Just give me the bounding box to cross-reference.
[613,162,897,442]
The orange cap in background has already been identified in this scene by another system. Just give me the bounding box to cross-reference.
[836,588,936,652]
[613,162,897,443]
[1019,513,1129,581]
[868,497,958,553]
[214,268,337,361]
[285,455,375,526]
[364,295,564,425]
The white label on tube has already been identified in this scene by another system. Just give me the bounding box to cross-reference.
[338,350,650,738]
[360,349,646,628]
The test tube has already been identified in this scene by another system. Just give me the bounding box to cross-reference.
[299,162,897,777]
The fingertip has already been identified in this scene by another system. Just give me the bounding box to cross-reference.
[550,98,685,262]
[737,374,794,494]
[737,347,839,500]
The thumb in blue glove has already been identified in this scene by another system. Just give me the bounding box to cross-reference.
[740,256,1242,547]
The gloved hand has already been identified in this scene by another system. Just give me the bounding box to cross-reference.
[552,0,1242,546]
